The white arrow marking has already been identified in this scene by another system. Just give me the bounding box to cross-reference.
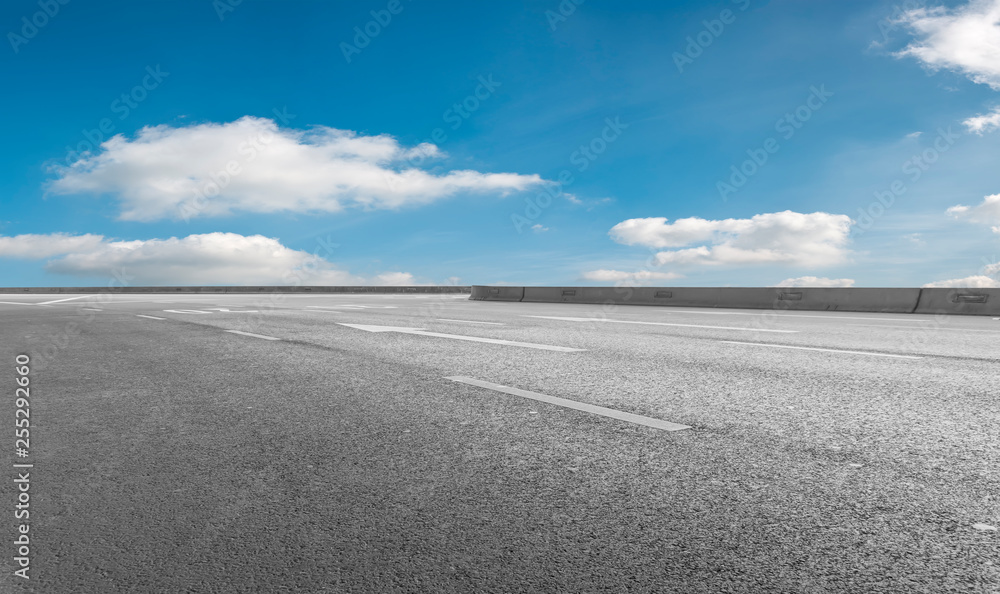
[37,295,97,305]
[339,323,585,352]
[525,315,798,333]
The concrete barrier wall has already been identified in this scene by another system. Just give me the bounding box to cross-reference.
[714,287,923,313]
[472,286,1000,315]
[516,286,922,312]
[0,286,472,294]
[469,286,524,301]
[913,288,1000,316]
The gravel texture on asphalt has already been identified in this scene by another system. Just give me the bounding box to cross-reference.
[1,293,997,593]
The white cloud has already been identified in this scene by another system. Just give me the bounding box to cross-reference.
[581,269,683,285]
[947,193,1000,230]
[48,117,548,221]
[531,224,549,232]
[0,233,105,259]
[905,131,923,139]
[609,211,853,267]
[963,107,1000,134]
[773,276,855,288]
[368,272,419,286]
[0,232,421,286]
[923,275,1000,287]
[895,0,1000,90]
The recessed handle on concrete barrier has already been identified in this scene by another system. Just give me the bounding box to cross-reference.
[562,290,577,297]
[778,292,803,301]
[953,294,988,303]
[655,291,673,299]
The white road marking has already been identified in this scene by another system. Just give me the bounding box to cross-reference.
[37,295,97,305]
[838,323,1000,334]
[0,301,41,306]
[81,308,102,311]
[436,318,505,325]
[225,330,280,341]
[136,314,165,320]
[339,323,585,352]
[446,376,691,432]
[719,341,922,359]
[307,305,398,309]
[207,308,259,313]
[525,315,798,333]
[653,310,923,322]
[105,300,182,304]
[306,309,344,313]
[163,309,211,314]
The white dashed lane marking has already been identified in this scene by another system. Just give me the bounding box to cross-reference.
[225,330,280,341]
[653,310,925,322]
[436,319,505,325]
[526,315,798,333]
[136,314,165,320]
[446,376,691,432]
[719,341,922,359]
[340,323,584,352]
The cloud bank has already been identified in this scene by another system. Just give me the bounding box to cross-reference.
[963,107,1000,134]
[923,275,1000,288]
[0,232,420,286]
[0,233,105,259]
[773,276,855,288]
[48,117,547,221]
[895,0,1000,89]
[580,269,683,285]
[609,211,853,267]
[947,193,1000,232]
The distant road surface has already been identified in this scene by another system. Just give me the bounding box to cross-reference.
[2,293,998,593]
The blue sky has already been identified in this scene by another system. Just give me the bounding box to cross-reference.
[2,0,1000,287]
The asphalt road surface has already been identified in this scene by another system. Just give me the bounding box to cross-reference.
[1,292,998,593]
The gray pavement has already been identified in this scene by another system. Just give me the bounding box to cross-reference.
[1,293,998,593]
